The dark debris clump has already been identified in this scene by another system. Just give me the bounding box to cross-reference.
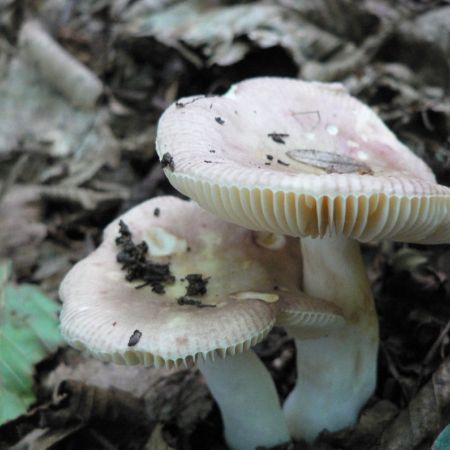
[177,274,212,307]
[127,329,142,347]
[160,152,175,171]
[115,220,175,294]
[185,273,209,296]
[177,296,216,308]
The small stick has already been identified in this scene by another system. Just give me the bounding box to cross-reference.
[424,318,450,366]
[19,20,103,109]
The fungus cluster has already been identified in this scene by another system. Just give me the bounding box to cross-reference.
[155,78,450,441]
[60,78,450,450]
[60,196,343,450]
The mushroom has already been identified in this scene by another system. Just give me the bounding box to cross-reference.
[59,196,345,450]
[155,77,450,441]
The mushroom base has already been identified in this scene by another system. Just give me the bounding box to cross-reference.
[198,350,290,450]
[284,235,379,442]
[284,331,377,442]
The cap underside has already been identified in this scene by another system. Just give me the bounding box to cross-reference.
[60,197,345,368]
[156,78,450,244]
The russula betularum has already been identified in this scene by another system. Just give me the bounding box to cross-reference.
[59,196,345,450]
[156,77,450,441]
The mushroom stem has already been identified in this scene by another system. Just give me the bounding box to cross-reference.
[198,350,291,450]
[284,235,379,442]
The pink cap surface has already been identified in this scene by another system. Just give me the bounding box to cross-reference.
[156,78,450,243]
[60,197,343,368]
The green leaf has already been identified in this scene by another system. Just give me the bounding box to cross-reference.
[433,425,450,450]
[0,261,62,424]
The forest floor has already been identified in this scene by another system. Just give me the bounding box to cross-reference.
[1,1,450,449]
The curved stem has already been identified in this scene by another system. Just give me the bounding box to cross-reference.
[284,235,379,442]
[198,350,290,450]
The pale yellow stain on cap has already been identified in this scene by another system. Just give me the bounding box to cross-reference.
[230,291,280,304]
[254,231,286,250]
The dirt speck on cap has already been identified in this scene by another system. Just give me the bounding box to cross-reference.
[128,330,142,347]
[176,96,205,108]
[268,133,289,144]
[161,153,175,171]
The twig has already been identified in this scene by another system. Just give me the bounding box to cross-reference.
[0,154,28,205]
[19,20,103,109]
[424,318,450,366]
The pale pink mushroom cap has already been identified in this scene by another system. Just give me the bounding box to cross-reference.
[156,77,450,244]
[59,196,343,368]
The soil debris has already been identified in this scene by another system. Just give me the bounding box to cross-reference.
[161,152,175,171]
[128,330,142,347]
[185,274,209,296]
[268,133,289,144]
[175,96,205,108]
[177,297,216,308]
[115,220,175,293]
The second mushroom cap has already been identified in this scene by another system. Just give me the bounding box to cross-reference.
[59,196,343,368]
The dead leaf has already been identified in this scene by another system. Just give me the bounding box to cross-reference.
[0,186,46,272]
[0,56,119,167]
[36,184,128,210]
[144,370,213,434]
[14,423,84,450]
[43,353,172,399]
[380,357,450,450]
[43,354,213,441]
[38,380,148,428]
[315,400,399,450]
[145,424,176,450]
[118,1,343,67]
[411,6,450,59]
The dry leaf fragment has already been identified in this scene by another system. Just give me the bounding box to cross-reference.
[144,370,213,435]
[145,424,176,450]
[39,380,148,428]
[286,149,373,174]
[380,357,450,450]
[37,185,128,210]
